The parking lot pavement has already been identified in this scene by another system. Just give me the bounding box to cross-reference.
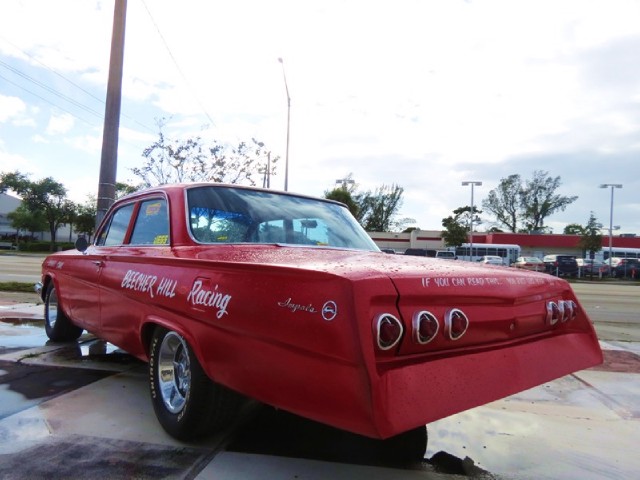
[1,300,640,479]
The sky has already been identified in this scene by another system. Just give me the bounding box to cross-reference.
[0,0,639,235]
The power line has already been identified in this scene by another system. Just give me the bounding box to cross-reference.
[0,59,105,119]
[140,0,217,128]
[0,35,155,133]
[0,71,100,128]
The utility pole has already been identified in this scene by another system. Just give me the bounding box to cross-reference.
[96,0,127,228]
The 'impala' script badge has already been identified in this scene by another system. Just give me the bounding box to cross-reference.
[322,301,338,321]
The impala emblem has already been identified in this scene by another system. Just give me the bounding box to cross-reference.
[322,301,338,321]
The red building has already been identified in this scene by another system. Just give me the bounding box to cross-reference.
[370,229,640,259]
[472,232,640,258]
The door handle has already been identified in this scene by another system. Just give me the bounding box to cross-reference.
[92,260,104,267]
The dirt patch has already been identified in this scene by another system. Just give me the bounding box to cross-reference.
[590,349,640,374]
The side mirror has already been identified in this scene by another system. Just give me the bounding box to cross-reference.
[75,237,89,253]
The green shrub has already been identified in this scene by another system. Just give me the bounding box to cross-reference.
[17,241,75,252]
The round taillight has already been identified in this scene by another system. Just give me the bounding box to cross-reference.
[558,300,567,322]
[376,314,404,350]
[413,311,439,344]
[547,301,560,325]
[445,309,469,340]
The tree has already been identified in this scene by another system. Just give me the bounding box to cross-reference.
[116,182,139,197]
[324,188,359,218]
[521,170,578,232]
[7,203,47,239]
[578,212,603,259]
[74,201,98,242]
[563,223,584,235]
[482,174,521,233]
[132,119,278,188]
[482,170,578,233]
[0,171,73,249]
[441,206,480,247]
[354,184,404,232]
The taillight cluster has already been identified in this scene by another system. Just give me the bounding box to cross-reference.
[375,314,404,350]
[546,300,578,325]
[375,309,470,351]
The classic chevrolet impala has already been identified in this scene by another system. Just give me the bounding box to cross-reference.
[38,183,602,444]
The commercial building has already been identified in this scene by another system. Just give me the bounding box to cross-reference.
[369,229,640,259]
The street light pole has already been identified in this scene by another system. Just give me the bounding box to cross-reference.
[335,178,355,190]
[599,183,623,268]
[461,181,482,261]
[278,58,291,192]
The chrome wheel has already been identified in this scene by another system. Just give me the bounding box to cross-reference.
[46,287,59,329]
[157,331,191,414]
[43,282,83,342]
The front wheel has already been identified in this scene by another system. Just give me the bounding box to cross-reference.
[44,282,83,342]
[149,327,242,440]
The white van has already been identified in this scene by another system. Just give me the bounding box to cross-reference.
[435,250,456,260]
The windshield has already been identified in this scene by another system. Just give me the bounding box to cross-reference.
[186,186,379,251]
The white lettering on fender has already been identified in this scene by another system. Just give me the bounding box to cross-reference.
[278,297,318,314]
[121,269,177,299]
[187,280,232,319]
[121,269,157,298]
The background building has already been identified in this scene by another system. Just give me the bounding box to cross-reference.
[369,229,640,260]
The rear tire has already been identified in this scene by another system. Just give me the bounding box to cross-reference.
[149,327,242,440]
[44,282,83,342]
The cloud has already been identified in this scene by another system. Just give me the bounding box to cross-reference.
[0,94,25,122]
[45,113,75,135]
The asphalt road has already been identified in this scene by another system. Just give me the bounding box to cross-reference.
[572,282,640,342]
[0,253,45,283]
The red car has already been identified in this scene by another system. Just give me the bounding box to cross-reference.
[37,183,602,445]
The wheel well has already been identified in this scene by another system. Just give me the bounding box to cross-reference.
[41,276,53,301]
[141,322,159,357]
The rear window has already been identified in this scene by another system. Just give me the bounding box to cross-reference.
[186,186,379,251]
[557,256,577,264]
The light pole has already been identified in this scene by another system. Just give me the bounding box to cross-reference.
[599,183,623,268]
[335,178,354,190]
[278,58,291,192]
[461,181,482,261]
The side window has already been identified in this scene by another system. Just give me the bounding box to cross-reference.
[96,204,135,246]
[130,199,169,245]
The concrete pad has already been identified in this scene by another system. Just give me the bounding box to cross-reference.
[198,452,450,480]
[424,371,640,480]
[0,303,43,320]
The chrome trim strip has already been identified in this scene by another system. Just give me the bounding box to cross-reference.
[547,301,559,325]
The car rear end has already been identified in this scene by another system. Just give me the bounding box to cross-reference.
[183,248,601,440]
[350,255,602,438]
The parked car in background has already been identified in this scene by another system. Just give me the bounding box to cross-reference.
[477,255,504,265]
[576,258,610,277]
[543,254,579,277]
[435,250,456,260]
[36,183,602,446]
[404,248,432,257]
[610,258,640,279]
[513,256,545,272]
